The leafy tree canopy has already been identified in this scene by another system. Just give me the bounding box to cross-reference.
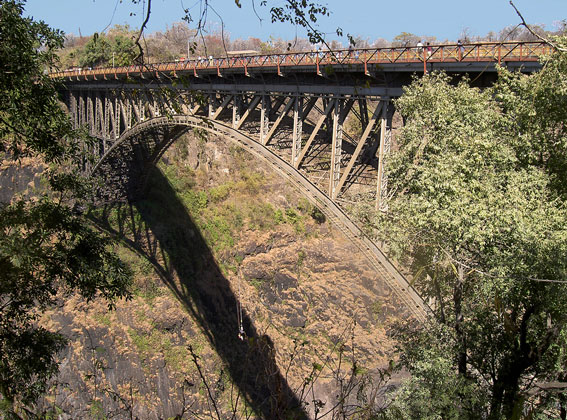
[377,40,567,419]
[0,0,132,415]
[77,32,137,68]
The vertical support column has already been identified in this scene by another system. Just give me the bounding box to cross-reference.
[77,92,85,172]
[69,91,78,130]
[86,92,95,172]
[93,93,99,136]
[358,98,369,128]
[153,94,160,117]
[84,93,90,134]
[102,94,110,152]
[291,96,303,167]
[87,93,94,135]
[90,94,96,136]
[114,96,120,138]
[98,93,105,138]
[138,96,144,122]
[104,96,110,139]
[77,94,84,128]
[376,99,392,211]
[208,93,217,119]
[260,95,271,144]
[84,93,89,129]
[232,94,241,128]
[106,95,114,140]
[126,98,132,129]
[322,97,332,138]
[329,98,343,199]
[94,93,102,156]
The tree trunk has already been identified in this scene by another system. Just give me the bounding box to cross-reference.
[489,380,505,420]
[489,307,538,419]
[454,263,466,376]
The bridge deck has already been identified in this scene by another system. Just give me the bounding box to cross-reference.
[51,41,548,81]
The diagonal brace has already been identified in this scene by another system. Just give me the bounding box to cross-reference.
[295,99,336,168]
[263,97,295,145]
[235,95,261,130]
[334,101,383,195]
[211,94,233,120]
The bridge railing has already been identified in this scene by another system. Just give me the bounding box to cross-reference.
[51,41,551,79]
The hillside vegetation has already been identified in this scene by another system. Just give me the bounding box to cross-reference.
[34,131,408,419]
[57,20,567,69]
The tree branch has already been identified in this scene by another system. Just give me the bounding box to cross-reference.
[133,0,152,63]
[509,1,567,52]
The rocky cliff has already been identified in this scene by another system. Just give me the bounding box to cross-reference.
[35,130,410,419]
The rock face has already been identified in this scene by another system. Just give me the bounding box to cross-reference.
[0,157,45,203]
[36,131,409,419]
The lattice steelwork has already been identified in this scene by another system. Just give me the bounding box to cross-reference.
[66,85,393,209]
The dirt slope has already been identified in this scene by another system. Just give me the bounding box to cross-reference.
[36,131,409,419]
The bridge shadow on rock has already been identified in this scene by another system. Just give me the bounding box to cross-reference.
[93,166,309,420]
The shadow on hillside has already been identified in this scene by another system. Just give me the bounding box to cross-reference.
[92,166,309,420]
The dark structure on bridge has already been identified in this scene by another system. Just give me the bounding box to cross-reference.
[54,41,547,322]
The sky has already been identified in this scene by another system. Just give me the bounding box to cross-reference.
[23,0,567,44]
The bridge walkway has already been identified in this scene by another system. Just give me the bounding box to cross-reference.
[52,41,548,80]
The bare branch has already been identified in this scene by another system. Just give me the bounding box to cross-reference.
[133,0,152,63]
[509,1,566,52]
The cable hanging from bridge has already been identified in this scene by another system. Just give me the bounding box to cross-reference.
[237,268,246,341]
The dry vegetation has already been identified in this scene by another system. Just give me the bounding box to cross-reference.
[57,20,567,69]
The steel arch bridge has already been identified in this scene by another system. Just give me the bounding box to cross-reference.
[66,82,397,207]
[56,41,547,322]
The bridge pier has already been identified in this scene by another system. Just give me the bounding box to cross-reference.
[291,97,303,168]
[259,95,270,144]
[376,100,393,211]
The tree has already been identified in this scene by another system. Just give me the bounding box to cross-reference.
[78,33,111,67]
[111,33,137,66]
[77,30,136,68]
[0,0,131,416]
[391,31,420,47]
[376,43,567,419]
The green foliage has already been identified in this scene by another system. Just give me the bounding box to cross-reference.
[260,1,332,44]
[0,1,132,414]
[0,0,70,161]
[273,208,285,224]
[377,46,567,419]
[208,183,233,203]
[285,208,299,223]
[385,323,490,419]
[88,399,106,420]
[310,206,326,224]
[77,30,136,68]
[495,37,567,197]
[111,34,137,66]
[247,202,280,230]
[0,200,131,412]
[78,34,111,68]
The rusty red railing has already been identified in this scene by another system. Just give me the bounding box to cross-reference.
[50,41,551,80]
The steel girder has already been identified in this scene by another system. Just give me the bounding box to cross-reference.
[67,86,394,209]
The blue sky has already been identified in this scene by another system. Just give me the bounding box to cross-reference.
[24,0,567,43]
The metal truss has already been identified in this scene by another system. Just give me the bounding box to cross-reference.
[67,85,394,209]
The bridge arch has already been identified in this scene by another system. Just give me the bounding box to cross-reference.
[92,114,430,322]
